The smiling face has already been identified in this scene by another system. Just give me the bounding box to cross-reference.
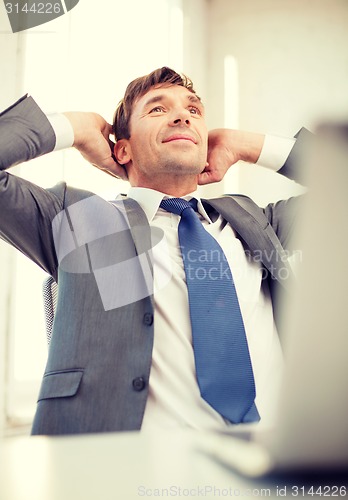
[114,84,208,194]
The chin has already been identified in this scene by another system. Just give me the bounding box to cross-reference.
[165,160,203,175]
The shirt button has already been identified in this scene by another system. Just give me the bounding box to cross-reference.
[132,377,146,392]
[143,313,153,326]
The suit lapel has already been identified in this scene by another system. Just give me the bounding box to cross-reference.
[116,198,155,306]
[121,198,153,257]
[117,195,294,291]
[109,197,153,257]
[204,196,294,290]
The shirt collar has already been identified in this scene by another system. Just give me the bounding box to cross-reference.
[126,187,213,224]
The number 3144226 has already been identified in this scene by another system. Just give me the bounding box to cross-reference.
[5,3,62,14]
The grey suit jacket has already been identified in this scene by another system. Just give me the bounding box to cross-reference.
[0,95,309,436]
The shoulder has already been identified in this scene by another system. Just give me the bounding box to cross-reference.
[210,193,266,224]
[47,182,99,207]
[221,193,261,210]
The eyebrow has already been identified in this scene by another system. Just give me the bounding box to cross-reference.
[143,93,204,110]
[187,94,203,106]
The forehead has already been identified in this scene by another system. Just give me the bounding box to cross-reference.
[134,84,203,111]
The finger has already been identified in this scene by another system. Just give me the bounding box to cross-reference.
[198,166,224,185]
[94,166,120,179]
[108,138,116,152]
[101,160,128,180]
[103,122,113,137]
[94,166,128,181]
[198,171,213,185]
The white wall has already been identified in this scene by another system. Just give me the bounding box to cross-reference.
[0,7,25,436]
[206,0,348,205]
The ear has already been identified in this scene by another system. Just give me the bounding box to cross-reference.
[114,140,131,165]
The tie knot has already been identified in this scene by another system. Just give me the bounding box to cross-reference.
[160,198,197,216]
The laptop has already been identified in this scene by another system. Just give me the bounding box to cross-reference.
[199,125,348,478]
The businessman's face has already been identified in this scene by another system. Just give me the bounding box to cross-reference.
[115,84,208,188]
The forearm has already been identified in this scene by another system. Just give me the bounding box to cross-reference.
[229,130,265,164]
[0,95,57,170]
[0,95,124,179]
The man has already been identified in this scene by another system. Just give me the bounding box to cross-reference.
[0,67,307,435]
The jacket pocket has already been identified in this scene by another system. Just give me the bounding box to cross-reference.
[38,369,84,401]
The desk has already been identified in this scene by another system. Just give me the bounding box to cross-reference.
[0,431,346,500]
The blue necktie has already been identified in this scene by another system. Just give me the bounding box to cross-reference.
[160,198,260,423]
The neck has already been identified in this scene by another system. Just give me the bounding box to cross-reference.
[131,174,199,198]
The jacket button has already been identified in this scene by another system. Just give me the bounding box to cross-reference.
[132,377,146,391]
[143,313,153,326]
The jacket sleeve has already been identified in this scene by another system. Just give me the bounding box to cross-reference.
[0,95,56,169]
[277,127,315,185]
[263,128,312,251]
[0,95,65,277]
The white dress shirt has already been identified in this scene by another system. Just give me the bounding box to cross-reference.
[126,187,284,432]
[48,111,295,431]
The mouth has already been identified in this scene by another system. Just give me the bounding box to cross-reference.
[162,134,197,144]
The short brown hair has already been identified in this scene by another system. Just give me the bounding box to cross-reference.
[113,67,198,141]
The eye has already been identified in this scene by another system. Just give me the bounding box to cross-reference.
[188,106,201,115]
[150,106,165,113]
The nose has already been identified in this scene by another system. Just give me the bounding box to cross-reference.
[169,108,191,127]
